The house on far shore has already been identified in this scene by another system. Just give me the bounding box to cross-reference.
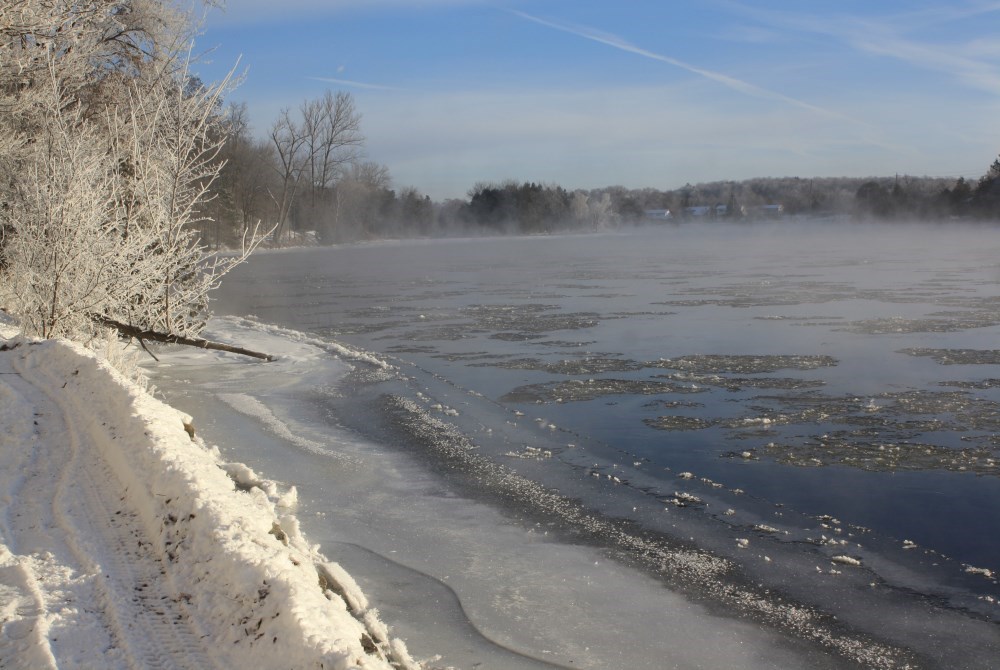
[645,203,784,222]
[684,205,713,217]
[744,204,784,218]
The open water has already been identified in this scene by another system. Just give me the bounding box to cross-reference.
[158,222,1000,668]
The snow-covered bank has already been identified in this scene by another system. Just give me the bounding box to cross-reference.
[0,329,417,669]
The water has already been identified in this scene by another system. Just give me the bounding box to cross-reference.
[155,222,1000,668]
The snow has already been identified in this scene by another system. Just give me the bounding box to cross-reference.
[0,326,416,670]
[831,555,862,567]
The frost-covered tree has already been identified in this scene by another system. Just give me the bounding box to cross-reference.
[588,192,616,228]
[0,0,265,342]
[330,161,392,240]
[2,75,120,339]
[570,191,590,223]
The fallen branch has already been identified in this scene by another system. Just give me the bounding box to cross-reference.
[92,315,275,362]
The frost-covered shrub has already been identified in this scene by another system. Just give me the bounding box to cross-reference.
[0,1,262,345]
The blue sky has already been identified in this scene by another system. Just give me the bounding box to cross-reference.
[195,1,1000,200]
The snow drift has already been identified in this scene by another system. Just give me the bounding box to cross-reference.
[0,331,417,669]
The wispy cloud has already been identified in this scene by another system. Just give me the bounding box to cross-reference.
[856,33,1000,93]
[507,9,851,122]
[891,1,1000,27]
[307,76,406,91]
[727,2,1000,94]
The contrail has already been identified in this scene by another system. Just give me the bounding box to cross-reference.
[508,9,848,121]
[307,76,406,92]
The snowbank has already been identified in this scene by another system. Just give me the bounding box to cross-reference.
[0,331,417,669]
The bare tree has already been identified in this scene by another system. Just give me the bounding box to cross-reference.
[266,90,364,243]
[302,91,363,200]
[268,108,308,244]
[298,90,364,240]
[214,102,277,244]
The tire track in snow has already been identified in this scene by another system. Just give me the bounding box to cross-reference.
[0,546,61,669]
[70,445,214,670]
[0,356,115,669]
[11,351,216,670]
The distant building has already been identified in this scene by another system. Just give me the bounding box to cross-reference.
[644,209,672,221]
[684,205,712,217]
[669,203,783,221]
[744,204,784,219]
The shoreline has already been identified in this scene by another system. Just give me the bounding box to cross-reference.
[6,302,1000,668]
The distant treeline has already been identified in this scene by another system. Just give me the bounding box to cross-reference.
[614,167,1000,222]
[852,166,1000,220]
[205,96,1000,246]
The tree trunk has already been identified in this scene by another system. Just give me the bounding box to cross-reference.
[92,315,275,361]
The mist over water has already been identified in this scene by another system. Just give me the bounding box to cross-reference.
[204,221,1000,667]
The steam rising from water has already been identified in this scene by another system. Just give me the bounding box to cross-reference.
[207,221,1000,667]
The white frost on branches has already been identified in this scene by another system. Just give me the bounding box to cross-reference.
[0,0,264,343]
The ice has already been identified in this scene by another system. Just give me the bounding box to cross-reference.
[148,317,856,669]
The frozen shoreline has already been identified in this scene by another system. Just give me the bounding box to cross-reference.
[0,326,418,669]
[5,303,999,669]
[147,316,856,670]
